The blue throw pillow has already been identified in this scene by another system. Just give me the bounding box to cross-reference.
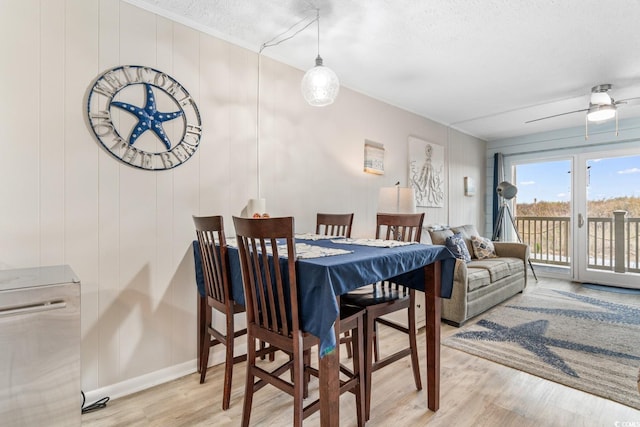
[445,233,471,263]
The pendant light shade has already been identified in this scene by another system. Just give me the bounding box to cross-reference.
[301,55,340,106]
[301,9,339,107]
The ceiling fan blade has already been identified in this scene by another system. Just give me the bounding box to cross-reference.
[525,108,589,124]
[615,96,640,105]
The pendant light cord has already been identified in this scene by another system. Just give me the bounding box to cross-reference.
[259,13,317,53]
[256,10,319,199]
[256,53,262,199]
[316,8,320,57]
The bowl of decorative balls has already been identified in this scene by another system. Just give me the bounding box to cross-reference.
[252,213,270,218]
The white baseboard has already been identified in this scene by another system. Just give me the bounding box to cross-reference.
[83,360,196,404]
[83,341,248,404]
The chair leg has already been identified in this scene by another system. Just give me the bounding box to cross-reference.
[289,353,295,383]
[197,294,206,374]
[303,349,311,399]
[364,310,375,421]
[408,294,422,391]
[342,330,353,358]
[373,321,380,362]
[352,316,366,427]
[241,335,257,427]
[222,314,235,410]
[199,301,212,384]
[259,340,275,361]
[199,339,211,384]
[292,334,304,427]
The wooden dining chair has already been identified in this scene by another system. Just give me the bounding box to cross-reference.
[341,212,425,420]
[192,215,248,410]
[315,212,354,237]
[233,216,366,427]
[315,212,356,357]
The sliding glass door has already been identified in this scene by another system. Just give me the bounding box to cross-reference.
[574,151,640,288]
[511,158,572,277]
[508,148,640,288]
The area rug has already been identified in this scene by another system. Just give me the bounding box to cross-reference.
[443,285,640,409]
[582,283,640,295]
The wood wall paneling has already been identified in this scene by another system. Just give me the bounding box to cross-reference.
[1,0,486,398]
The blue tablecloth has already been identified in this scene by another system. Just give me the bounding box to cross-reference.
[193,238,455,356]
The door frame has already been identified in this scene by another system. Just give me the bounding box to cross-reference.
[573,148,640,288]
[506,154,573,279]
[505,147,640,287]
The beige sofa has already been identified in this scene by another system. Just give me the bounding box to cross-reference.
[423,225,529,326]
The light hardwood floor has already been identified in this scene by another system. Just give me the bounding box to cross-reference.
[82,276,640,426]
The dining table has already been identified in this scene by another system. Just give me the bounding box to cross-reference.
[193,234,456,425]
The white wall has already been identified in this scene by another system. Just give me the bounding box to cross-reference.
[0,0,485,397]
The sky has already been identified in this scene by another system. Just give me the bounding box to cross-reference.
[513,154,640,204]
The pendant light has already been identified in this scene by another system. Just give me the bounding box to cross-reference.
[246,10,338,216]
[301,9,340,106]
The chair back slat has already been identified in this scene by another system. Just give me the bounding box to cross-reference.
[233,216,299,337]
[375,213,425,243]
[193,215,231,306]
[316,213,354,238]
[376,213,425,294]
[251,238,270,331]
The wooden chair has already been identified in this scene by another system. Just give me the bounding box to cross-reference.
[341,212,425,420]
[315,212,353,237]
[233,216,365,427]
[315,212,355,358]
[192,215,251,410]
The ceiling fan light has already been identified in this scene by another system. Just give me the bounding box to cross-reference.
[587,104,616,122]
[301,56,340,107]
[590,92,612,105]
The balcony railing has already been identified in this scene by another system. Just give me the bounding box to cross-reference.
[515,212,639,274]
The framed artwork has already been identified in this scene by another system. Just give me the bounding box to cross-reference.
[464,177,476,196]
[408,136,445,207]
[86,65,201,170]
[364,140,385,175]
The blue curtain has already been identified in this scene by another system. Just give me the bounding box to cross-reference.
[492,153,504,231]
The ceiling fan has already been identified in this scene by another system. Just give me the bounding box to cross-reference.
[525,84,640,139]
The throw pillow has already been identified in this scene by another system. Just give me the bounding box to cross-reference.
[429,228,454,246]
[451,225,480,258]
[471,235,498,259]
[445,233,471,263]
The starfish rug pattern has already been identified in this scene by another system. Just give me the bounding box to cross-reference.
[452,290,640,378]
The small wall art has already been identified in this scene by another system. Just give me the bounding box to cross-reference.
[364,140,385,175]
[464,177,476,196]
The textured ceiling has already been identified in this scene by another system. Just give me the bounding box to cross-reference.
[125,0,640,141]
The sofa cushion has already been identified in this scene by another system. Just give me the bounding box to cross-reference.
[466,267,491,292]
[503,257,525,274]
[445,233,471,262]
[450,225,479,257]
[471,235,498,259]
[467,258,511,282]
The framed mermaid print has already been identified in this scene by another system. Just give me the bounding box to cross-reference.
[408,136,445,207]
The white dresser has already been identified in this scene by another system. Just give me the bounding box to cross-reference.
[0,265,81,427]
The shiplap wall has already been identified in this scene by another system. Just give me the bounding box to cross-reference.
[0,0,485,397]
